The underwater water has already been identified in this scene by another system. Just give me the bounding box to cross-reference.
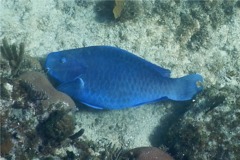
[0,1,240,159]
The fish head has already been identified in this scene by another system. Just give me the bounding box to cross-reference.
[45,50,86,83]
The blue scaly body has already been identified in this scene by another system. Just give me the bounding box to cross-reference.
[45,46,203,109]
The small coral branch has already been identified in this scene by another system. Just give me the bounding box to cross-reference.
[0,38,25,76]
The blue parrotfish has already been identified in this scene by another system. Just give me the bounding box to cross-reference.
[45,46,203,110]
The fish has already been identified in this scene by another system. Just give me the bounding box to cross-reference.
[45,46,203,110]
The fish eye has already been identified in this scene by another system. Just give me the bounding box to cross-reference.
[60,57,67,64]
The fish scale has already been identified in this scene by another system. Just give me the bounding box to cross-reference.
[45,46,203,110]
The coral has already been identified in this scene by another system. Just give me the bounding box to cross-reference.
[153,1,239,50]
[0,38,42,78]
[117,0,141,22]
[71,143,173,160]
[0,80,13,100]
[0,70,76,159]
[24,131,40,150]
[0,38,25,77]
[164,85,240,159]
[176,12,200,46]
[0,57,12,78]
[100,143,123,160]
[63,150,76,160]
[123,147,174,160]
[0,68,76,158]
[0,127,13,156]
[74,0,93,8]
[17,71,76,108]
[20,80,49,101]
[19,54,43,73]
[94,0,141,22]
[69,138,125,159]
[37,110,75,145]
[153,1,180,29]
[237,0,240,8]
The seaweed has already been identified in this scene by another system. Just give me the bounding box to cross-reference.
[113,0,125,19]
[0,38,25,77]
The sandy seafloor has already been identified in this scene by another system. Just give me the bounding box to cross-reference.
[0,0,240,159]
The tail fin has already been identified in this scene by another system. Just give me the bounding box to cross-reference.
[168,74,203,101]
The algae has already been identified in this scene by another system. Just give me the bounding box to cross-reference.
[113,0,125,19]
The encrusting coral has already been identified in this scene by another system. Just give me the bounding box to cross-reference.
[18,71,76,108]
